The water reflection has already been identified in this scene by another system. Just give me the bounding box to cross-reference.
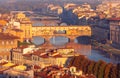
[50,36,68,46]
[32,36,120,64]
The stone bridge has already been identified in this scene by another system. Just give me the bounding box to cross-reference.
[32,26,91,42]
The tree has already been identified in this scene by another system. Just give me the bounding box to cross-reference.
[82,59,90,74]
[97,61,106,78]
[87,61,96,74]
[59,8,79,25]
[109,66,117,78]
[93,60,103,77]
[117,63,120,78]
[104,63,112,78]
[69,56,75,66]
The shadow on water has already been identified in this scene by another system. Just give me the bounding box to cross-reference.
[32,36,91,46]
[50,36,69,46]
[32,36,120,64]
[76,36,91,45]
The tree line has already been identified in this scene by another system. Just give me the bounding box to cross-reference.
[69,55,120,78]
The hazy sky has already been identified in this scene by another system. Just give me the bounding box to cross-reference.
[0,0,103,3]
[0,0,102,1]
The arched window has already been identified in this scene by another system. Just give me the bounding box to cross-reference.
[6,41,9,45]
[11,41,13,44]
[2,41,4,45]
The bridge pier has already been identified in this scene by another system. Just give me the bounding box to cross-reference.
[43,36,52,43]
[69,38,75,43]
[68,36,77,43]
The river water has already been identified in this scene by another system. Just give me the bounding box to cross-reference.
[32,36,120,64]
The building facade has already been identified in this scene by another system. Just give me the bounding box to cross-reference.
[109,18,120,49]
[0,33,19,60]
[11,47,74,68]
[92,26,110,42]
[20,18,32,40]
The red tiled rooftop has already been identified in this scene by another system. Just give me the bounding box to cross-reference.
[34,65,41,69]
[0,62,8,66]
[40,54,48,58]
[20,21,32,24]
[12,29,23,32]
[0,33,19,40]
[23,53,32,57]
[34,72,47,78]
[52,54,62,58]
[32,49,45,56]
[0,25,4,27]
[19,45,29,49]
[109,17,120,21]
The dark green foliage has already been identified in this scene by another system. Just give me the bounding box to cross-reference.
[117,63,120,78]
[109,66,117,78]
[18,41,33,47]
[59,9,79,25]
[87,61,96,74]
[69,55,118,78]
[104,63,112,78]
[69,56,75,66]
[93,60,103,77]
[82,59,90,74]
[97,61,106,78]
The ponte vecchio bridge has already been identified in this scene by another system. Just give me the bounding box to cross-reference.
[32,26,91,42]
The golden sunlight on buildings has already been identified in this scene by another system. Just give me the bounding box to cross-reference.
[20,19,32,40]
[0,33,19,60]
[16,12,26,20]
[0,20,7,26]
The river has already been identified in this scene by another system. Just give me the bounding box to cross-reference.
[32,36,120,64]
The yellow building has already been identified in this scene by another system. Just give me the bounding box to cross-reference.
[0,20,7,26]
[0,33,19,60]
[13,13,32,40]
[20,18,32,40]
[9,29,24,42]
[16,13,26,20]
[0,25,3,32]
[0,20,7,32]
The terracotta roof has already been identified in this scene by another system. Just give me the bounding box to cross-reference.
[34,65,41,69]
[19,45,28,49]
[23,53,32,57]
[34,72,47,78]
[0,25,4,27]
[0,62,8,66]
[12,29,23,32]
[0,52,10,56]
[0,20,7,26]
[0,33,19,40]
[52,54,62,58]
[109,17,120,21]
[20,21,32,24]
[32,49,45,56]
[40,54,48,58]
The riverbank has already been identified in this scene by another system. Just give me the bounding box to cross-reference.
[92,42,120,55]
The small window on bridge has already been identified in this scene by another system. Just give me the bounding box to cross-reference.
[54,30,66,34]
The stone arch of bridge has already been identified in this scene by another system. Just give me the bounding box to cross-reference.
[75,36,91,44]
[41,35,79,43]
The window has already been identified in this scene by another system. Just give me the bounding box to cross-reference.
[6,49,9,51]
[2,41,4,45]
[6,41,9,45]
[11,41,13,44]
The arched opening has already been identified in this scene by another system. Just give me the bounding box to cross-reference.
[50,36,69,45]
[32,36,44,45]
[75,36,91,45]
